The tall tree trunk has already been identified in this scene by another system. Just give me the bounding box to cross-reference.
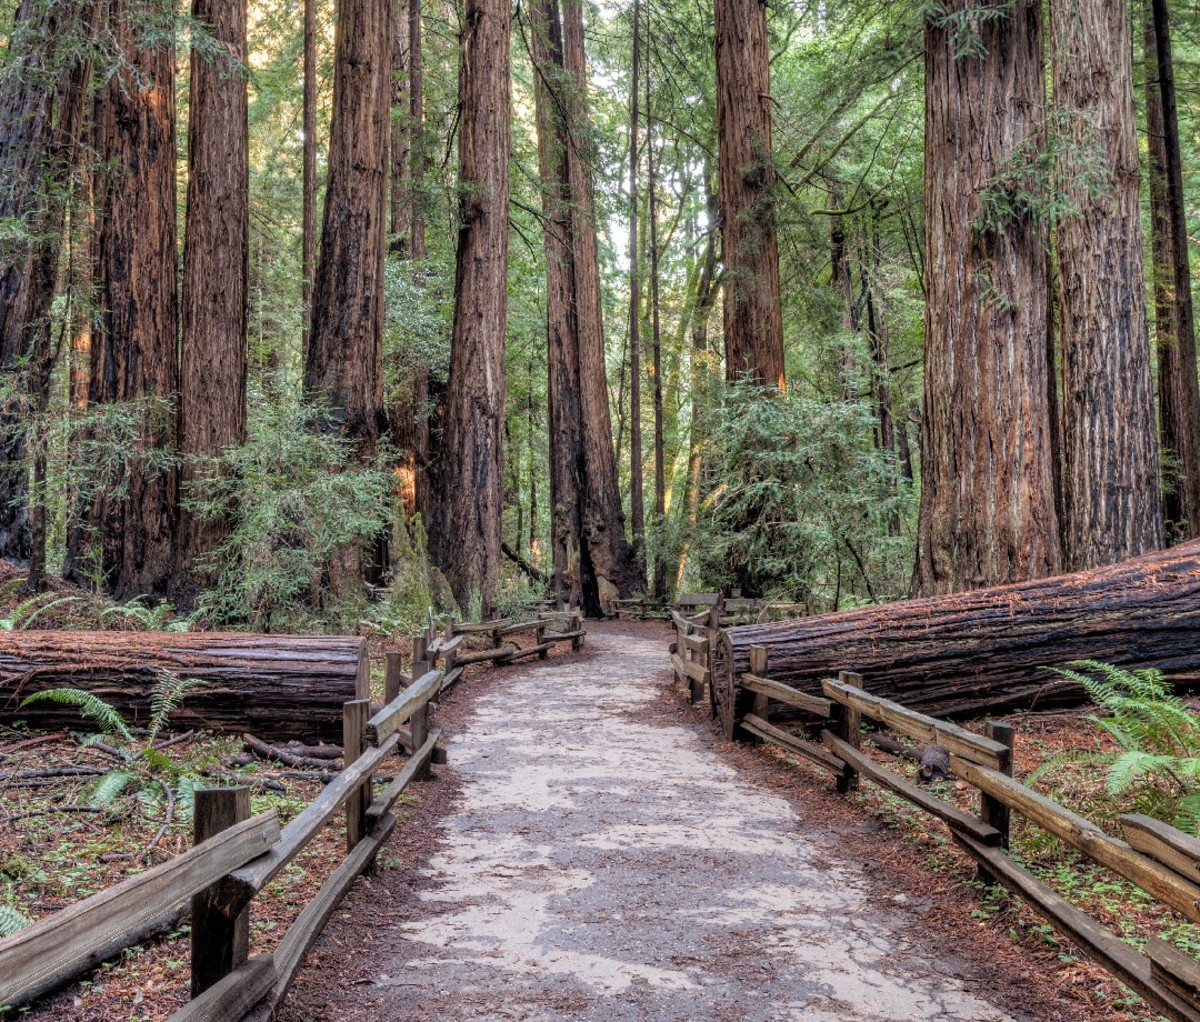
[627,0,645,580]
[301,0,317,367]
[1146,0,1200,542]
[408,0,426,262]
[390,0,411,257]
[430,0,509,614]
[914,0,1062,596]
[79,1,178,599]
[178,0,249,595]
[531,0,638,614]
[306,0,389,461]
[531,0,585,609]
[564,0,638,612]
[0,2,95,566]
[675,175,720,590]
[1052,0,1163,569]
[647,48,666,599]
[714,0,784,390]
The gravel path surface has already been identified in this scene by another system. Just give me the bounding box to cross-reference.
[280,630,1043,1021]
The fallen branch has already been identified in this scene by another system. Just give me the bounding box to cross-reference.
[243,735,343,771]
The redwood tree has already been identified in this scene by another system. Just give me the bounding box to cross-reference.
[178,0,249,584]
[85,0,179,598]
[530,0,638,615]
[0,2,96,568]
[1051,0,1163,569]
[914,0,1062,595]
[430,0,510,613]
[714,0,784,389]
[305,0,390,459]
[1145,0,1200,541]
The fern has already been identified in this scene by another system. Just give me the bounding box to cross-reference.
[0,904,30,938]
[20,688,133,743]
[147,671,203,743]
[89,769,138,808]
[1046,660,1200,833]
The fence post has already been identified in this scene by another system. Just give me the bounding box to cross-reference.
[191,786,250,997]
[536,622,548,659]
[979,721,1016,879]
[833,670,863,793]
[385,651,405,704]
[748,646,769,738]
[569,611,583,651]
[343,699,371,852]
[411,654,432,780]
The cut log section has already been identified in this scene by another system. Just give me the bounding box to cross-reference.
[714,540,1200,722]
[0,633,368,743]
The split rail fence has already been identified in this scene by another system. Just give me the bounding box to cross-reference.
[0,653,443,1019]
[688,641,1200,1022]
[0,606,589,1017]
[619,590,808,625]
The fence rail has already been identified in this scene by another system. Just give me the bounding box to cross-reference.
[678,637,1200,1022]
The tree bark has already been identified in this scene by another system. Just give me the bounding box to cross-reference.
[714,0,784,390]
[563,0,638,612]
[1,633,368,743]
[647,49,666,600]
[914,0,1061,596]
[714,539,1200,724]
[1051,0,1163,569]
[301,0,317,367]
[305,0,390,461]
[530,0,638,615]
[0,2,96,566]
[531,0,585,610]
[84,1,179,599]
[179,0,249,591]
[429,0,509,614]
[390,0,411,257]
[1146,0,1200,542]
[627,0,645,578]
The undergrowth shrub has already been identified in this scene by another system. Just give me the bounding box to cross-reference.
[184,401,390,631]
[692,378,913,607]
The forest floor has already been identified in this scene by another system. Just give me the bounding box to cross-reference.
[0,600,1188,1021]
[272,622,1118,1022]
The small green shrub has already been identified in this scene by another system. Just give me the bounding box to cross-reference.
[183,400,390,631]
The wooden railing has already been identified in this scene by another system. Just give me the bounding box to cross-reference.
[423,609,584,684]
[716,647,1200,1022]
[0,666,445,1018]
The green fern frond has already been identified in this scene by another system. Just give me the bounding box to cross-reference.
[1107,751,1177,794]
[20,688,133,743]
[1175,793,1200,837]
[89,769,138,808]
[147,671,202,742]
[0,904,31,938]
[9,594,80,630]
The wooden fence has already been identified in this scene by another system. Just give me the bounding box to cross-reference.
[0,658,445,1019]
[620,591,808,625]
[404,607,584,692]
[702,645,1200,1022]
[0,607,588,1017]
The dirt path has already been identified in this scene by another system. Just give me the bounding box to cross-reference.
[278,630,1066,1021]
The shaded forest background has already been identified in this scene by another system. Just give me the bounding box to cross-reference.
[0,0,1195,632]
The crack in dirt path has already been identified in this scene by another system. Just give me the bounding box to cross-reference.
[280,632,1032,1021]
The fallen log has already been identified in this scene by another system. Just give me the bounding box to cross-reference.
[714,540,1200,727]
[0,633,368,743]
